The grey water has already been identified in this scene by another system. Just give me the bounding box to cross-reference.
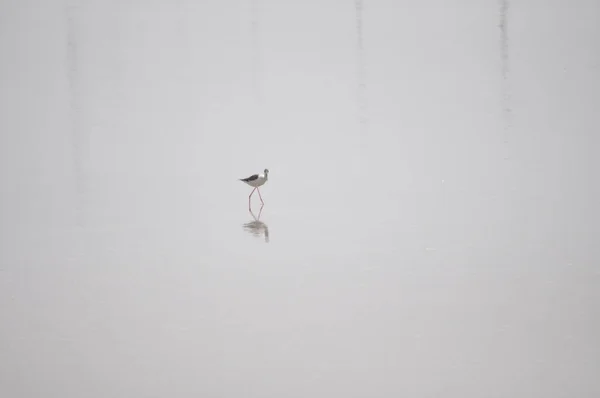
[1,1,599,397]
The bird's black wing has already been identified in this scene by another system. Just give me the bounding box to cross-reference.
[240,174,259,182]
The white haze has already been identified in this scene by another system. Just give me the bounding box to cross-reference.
[1,1,599,397]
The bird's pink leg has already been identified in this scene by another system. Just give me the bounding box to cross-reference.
[257,203,264,219]
[248,188,256,210]
[256,187,264,204]
[249,208,257,220]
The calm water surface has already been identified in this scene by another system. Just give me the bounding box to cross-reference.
[1,1,599,397]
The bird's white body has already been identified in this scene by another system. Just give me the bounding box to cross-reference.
[243,173,268,188]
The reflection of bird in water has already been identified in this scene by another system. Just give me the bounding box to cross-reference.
[242,205,269,243]
[239,168,269,210]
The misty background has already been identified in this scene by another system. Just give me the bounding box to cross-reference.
[1,0,599,397]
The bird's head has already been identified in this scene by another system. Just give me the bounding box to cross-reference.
[264,168,269,175]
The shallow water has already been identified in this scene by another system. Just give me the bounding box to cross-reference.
[1,1,599,397]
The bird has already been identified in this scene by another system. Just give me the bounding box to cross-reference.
[240,169,269,210]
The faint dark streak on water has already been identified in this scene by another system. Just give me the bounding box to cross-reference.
[250,0,262,103]
[355,0,368,135]
[499,0,511,148]
[66,4,86,227]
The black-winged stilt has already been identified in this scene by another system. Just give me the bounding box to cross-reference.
[240,168,269,209]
